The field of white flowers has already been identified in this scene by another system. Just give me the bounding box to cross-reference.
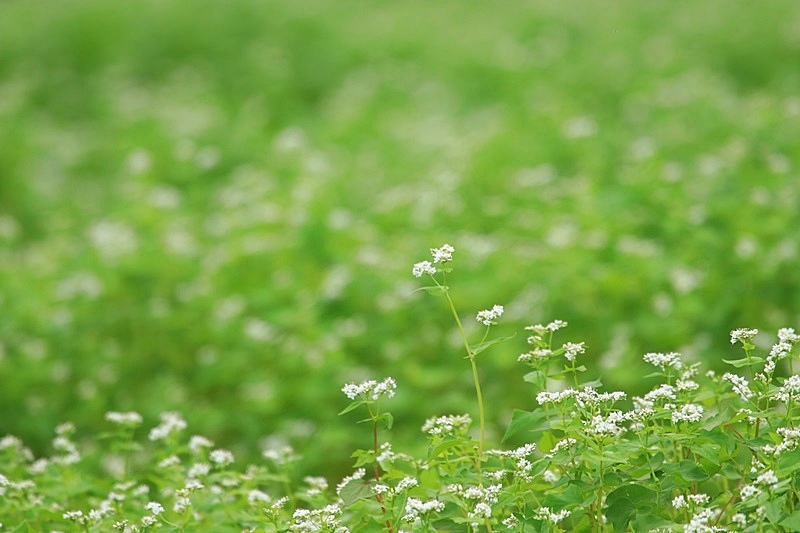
[1,2,800,528]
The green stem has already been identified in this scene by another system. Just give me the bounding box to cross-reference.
[440,275,486,470]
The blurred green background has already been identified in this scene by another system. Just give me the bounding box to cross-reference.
[1,0,799,479]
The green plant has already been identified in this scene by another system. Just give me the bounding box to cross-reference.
[3,244,800,532]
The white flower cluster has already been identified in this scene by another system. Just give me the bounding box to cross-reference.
[644,384,677,403]
[412,244,455,277]
[562,342,585,361]
[476,305,504,326]
[584,412,627,438]
[341,377,397,401]
[291,504,348,533]
[763,427,800,456]
[722,373,753,402]
[672,493,710,509]
[544,438,577,458]
[684,508,725,533]
[148,412,187,442]
[642,351,683,371]
[421,414,472,437]
[525,320,567,335]
[775,374,800,403]
[105,411,143,426]
[536,387,626,409]
[490,444,537,481]
[449,484,503,524]
[533,506,571,524]
[730,328,758,345]
[402,497,445,522]
[209,448,234,466]
[669,403,704,424]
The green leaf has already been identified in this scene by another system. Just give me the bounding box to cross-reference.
[470,334,516,357]
[523,370,544,384]
[338,478,374,506]
[378,412,393,430]
[780,511,800,530]
[722,357,764,368]
[502,409,551,442]
[412,285,447,296]
[338,401,366,416]
[604,484,658,532]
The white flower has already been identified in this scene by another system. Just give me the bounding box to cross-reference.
[341,377,397,400]
[144,502,164,515]
[209,449,234,466]
[476,305,504,326]
[562,342,585,361]
[430,244,455,264]
[671,404,703,424]
[148,412,187,441]
[730,328,758,345]
[534,507,571,524]
[643,352,683,371]
[723,373,753,401]
[189,435,214,455]
[776,375,800,402]
[422,414,472,437]
[105,411,143,426]
[402,497,445,521]
[412,261,436,278]
[756,470,778,486]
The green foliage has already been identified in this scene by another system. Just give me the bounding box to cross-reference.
[3,250,800,531]
[1,0,800,491]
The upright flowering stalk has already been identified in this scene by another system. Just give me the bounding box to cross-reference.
[340,378,397,532]
[412,244,504,471]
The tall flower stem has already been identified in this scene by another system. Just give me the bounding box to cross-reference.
[441,273,486,472]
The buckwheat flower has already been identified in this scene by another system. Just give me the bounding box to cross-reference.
[730,328,758,345]
[723,373,753,401]
[412,261,436,278]
[543,469,559,483]
[644,384,676,403]
[756,470,778,486]
[189,435,214,455]
[145,502,164,515]
[672,495,687,509]
[430,244,455,264]
[263,445,297,465]
[534,507,571,524]
[779,328,800,344]
[248,489,271,506]
[562,342,585,361]
[502,514,520,529]
[422,414,472,437]
[731,513,747,528]
[776,374,800,402]
[304,476,328,496]
[342,377,396,401]
[148,411,187,441]
[141,515,157,527]
[519,347,554,363]
[395,477,418,493]
[187,462,211,479]
[770,342,792,360]
[209,448,234,466]
[372,484,390,496]
[740,483,761,500]
[671,404,703,424]
[105,411,143,426]
[476,305,504,326]
[685,508,722,533]
[525,324,548,335]
[402,497,445,522]
[537,389,575,405]
[63,510,85,522]
[545,437,577,458]
[643,352,683,371]
[688,493,711,506]
[157,455,180,468]
[676,379,699,392]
